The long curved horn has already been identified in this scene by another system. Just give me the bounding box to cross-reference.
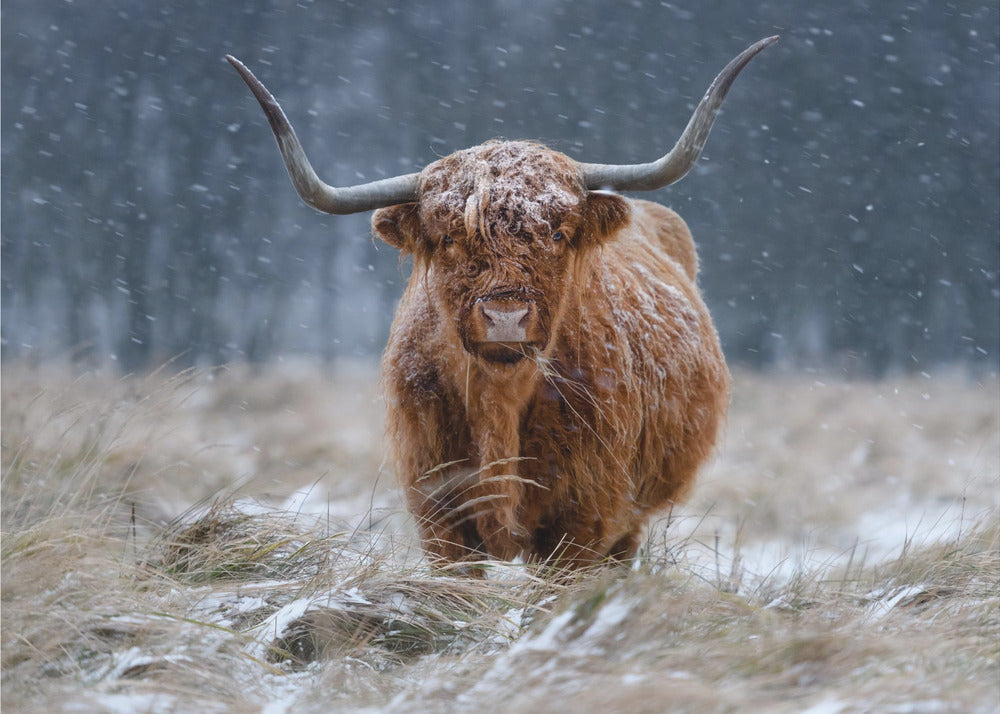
[580,36,778,191]
[226,55,419,214]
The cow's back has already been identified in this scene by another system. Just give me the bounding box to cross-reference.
[628,199,699,281]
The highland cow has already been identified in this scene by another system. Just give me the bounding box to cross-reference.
[227,36,777,568]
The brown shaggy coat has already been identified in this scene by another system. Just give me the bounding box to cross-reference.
[373,140,729,567]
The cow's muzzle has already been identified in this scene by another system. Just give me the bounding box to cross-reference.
[465,297,544,363]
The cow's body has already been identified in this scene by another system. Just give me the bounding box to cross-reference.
[378,145,729,564]
[226,36,775,569]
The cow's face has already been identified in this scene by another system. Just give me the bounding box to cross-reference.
[374,141,629,364]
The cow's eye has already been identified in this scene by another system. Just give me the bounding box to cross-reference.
[442,235,454,246]
[552,231,564,242]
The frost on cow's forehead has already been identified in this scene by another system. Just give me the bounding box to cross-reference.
[419,141,583,236]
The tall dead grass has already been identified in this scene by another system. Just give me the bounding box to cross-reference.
[2,361,997,712]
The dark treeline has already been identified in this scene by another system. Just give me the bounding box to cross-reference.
[2,0,997,375]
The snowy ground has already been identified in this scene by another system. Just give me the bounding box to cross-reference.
[2,361,998,713]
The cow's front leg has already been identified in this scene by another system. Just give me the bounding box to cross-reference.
[408,465,485,564]
[471,408,526,560]
[472,459,525,560]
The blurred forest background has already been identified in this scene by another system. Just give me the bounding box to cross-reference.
[2,0,997,375]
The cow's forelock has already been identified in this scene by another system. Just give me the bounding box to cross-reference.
[419,141,583,242]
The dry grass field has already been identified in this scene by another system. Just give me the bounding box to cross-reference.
[2,360,998,713]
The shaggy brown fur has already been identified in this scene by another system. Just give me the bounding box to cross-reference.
[373,140,730,568]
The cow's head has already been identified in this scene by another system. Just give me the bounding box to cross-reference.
[371,141,629,363]
[226,36,777,363]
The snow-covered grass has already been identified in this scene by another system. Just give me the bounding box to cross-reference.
[2,360,998,713]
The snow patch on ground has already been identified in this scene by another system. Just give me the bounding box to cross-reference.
[669,495,989,593]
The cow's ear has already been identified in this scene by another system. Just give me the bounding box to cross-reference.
[581,191,630,246]
[372,202,421,252]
